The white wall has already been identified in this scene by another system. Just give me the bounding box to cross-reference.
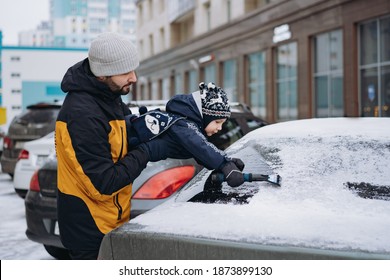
[1,47,87,131]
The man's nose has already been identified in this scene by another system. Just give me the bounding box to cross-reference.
[128,71,137,82]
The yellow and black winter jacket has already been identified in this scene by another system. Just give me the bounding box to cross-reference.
[56,58,149,251]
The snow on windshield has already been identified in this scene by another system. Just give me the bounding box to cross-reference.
[130,118,390,254]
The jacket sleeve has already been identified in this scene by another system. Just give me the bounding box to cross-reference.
[64,109,149,196]
[167,120,227,170]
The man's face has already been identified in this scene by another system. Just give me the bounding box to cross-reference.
[101,71,137,95]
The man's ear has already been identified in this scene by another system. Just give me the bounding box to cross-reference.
[96,76,106,81]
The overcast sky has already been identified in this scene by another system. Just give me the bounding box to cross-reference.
[0,0,50,45]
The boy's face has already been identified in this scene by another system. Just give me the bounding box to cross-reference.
[205,119,226,136]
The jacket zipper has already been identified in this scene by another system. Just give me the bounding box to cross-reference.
[118,126,124,159]
[113,194,123,220]
[114,126,125,220]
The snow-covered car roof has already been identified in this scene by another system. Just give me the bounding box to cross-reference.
[129,118,390,256]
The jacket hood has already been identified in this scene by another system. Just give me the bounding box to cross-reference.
[61,58,122,101]
[166,91,204,128]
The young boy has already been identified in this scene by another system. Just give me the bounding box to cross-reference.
[127,82,245,188]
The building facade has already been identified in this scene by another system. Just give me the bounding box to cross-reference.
[0,45,87,130]
[135,0,390,123]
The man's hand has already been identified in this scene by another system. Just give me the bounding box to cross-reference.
[142,135,191,162]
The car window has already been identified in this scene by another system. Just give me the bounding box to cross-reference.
[207,118,243,150]
[246,118,266,131]
[16,108,60,125]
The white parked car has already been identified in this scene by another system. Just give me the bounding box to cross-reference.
[13,132,55,198]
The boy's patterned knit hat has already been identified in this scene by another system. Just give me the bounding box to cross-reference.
[199,82,231,127]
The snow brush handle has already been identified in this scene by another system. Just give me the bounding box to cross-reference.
[211,173,269,183]
[211,173,282,186]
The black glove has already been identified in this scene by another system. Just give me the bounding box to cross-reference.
[124,106,149,148]
[142,134,192,162]
[231,158,245,171]
[220,161,244,188]
[125,114,141,148]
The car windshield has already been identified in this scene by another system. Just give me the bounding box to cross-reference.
[130,118,390,254]
[16,108,60,125]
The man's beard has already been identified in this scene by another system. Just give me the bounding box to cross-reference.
[106,79,131,95]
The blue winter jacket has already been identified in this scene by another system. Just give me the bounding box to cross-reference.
[129,91,228,170]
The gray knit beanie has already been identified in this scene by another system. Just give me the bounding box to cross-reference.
[88,32,139,76]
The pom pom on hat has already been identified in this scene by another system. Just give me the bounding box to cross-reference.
[88,32,139,76]
[199,82,231,127]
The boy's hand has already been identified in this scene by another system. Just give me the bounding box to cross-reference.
[220,161,244,188]
[230,158,245,171]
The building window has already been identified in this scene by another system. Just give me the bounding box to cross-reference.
[247,51,266,118]
[159,27,165,52]
[140,84,145,100]
[359,16,390,117]
[11,73,21,78]
[149,33,154,56]
[147,80,152,100]
[138,3,143,27]
[223,59,237,102]
[203,2,211,31]
[186,69,198,93]
[203,63,216,85]
[313,29,344,117]
[174,72,183,94]
[158,0,165,13]
[276,42,298,120]
[148,0,153,20]
[151,81,158,100]
[10,56,20,61]
[11,89,21,94]
[139,40,144,59]
[226,0,232,22]
[162,77,170,100]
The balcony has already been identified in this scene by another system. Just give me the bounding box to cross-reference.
[168,0,195,23]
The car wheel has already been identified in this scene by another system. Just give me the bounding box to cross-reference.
[44,245,71,260]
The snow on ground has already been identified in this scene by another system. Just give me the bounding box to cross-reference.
[0,172,53,260]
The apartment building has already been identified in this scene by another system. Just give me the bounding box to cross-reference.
[18,0,138,48]
[135,0,390,123]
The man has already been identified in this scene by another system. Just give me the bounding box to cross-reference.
[55,32,168,259]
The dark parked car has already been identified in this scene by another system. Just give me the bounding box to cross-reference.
[1,101,62,177]
[25,103,268,259]
[0,127,5,156]
[99,118,390,260]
